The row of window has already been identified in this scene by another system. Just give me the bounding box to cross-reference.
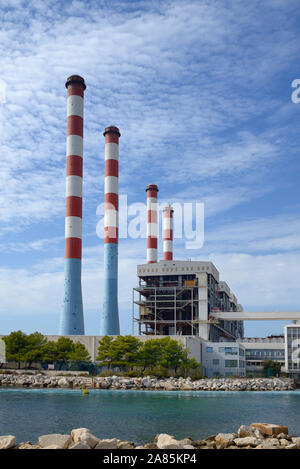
[245,350,284,357]
[206,346,244,356]
[139,265,212,274]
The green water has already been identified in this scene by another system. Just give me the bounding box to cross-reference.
[0,388,299,444]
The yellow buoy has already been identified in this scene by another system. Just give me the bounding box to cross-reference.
[81,387,89,396]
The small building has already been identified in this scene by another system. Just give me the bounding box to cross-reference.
[241,336,285,377]
[201,341,246,378]
[285,325,300,380]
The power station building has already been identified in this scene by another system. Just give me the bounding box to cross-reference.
[133,260,244,341]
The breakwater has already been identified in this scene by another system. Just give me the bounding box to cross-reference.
[1,423,300,449]
[0,373,295,391]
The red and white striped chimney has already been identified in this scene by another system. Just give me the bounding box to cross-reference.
[60,74,86,335]
[146,184,158,264]
[163,205,174,260]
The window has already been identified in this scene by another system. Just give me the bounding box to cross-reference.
[219,347,225,353]
[225,360,238,368]
[213,359,219,365]
[206,347,213,353]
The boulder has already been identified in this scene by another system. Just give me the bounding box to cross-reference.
[41,444,62,449]
[237,425,253,438]
[156,434,187,449]
[291,437,300,448]
[215,433,236,448]
[38,434,72,449]
[255,438,280,449]
[57,377,70,388]
[17,442,40,449]
[0,435,17,449]
[94,438,120,449]
[286,443,298,450]
[233,437,259,447]
[117,441,135,449]
[251,423,288,436]
[71,428,99,448]
[69,441,91,449]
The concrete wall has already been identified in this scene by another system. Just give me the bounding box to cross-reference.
[45,335,203,364]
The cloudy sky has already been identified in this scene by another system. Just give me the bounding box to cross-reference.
[0,0,299,337]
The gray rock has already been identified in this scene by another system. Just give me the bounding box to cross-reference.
[215,433,236,448]
[94,438,120,449]
[238,425,253,438]
[38,433,72,449]
[71,428,99,448]
[69,441,91,449]
[0,435,17,449]
[234,437,259,447]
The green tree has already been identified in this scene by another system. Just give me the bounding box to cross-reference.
[23,332,47,368]
[3,331,28,368]
[178,356,203,378]
[41,340,59,364]
[55,337,75,369]
[136,339,163,372]
[97,335,141,370]
[262,360,282,377]
[69,342,91,363]
[159,337,188,373]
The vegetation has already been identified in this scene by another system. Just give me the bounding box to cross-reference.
[97,335,203,378]
[262,360,282,377]
[2,331,91,369]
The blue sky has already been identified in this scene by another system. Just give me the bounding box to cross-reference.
[0,0,299,337]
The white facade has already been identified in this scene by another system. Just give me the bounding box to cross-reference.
[0,339,5,363]
[285,325,300,378]
[201,341,246,378]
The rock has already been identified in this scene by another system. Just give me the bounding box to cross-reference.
[251,423,288,436]
[71,428,99,448]
[255,438,280,449]
[286,443,298,450]
[41,444,62,449]
[253,428,264,440]
[16,442,40,449]
[38,434,72,449]
[69,441,91,449]
[291,437,300,448]
[237,425,253,438]
[117,441,135,449]
[94,438,120,449]
[143,443,158,449]
[156,434,187,449]
[215,433,236,448]
[233,437,259,447]
[0,435,17,449]
[279,439,290,448]
[57,377,70,388]
[162,382,177,391]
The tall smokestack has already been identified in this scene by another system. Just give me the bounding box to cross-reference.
[100,126,120,335]
[146,184,158,264]
[60,75,86,335]
[163,205,174,260]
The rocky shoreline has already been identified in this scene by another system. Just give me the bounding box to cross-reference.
[0,373,295,391]
[1,423,300,450]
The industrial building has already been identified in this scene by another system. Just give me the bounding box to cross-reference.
[133,260,244,342]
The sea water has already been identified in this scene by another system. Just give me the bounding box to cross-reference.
[0,388,299,444]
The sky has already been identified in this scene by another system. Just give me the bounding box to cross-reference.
[0,0,299,338]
